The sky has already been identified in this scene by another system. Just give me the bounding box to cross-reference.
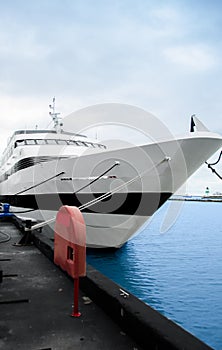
[0,0,222,195]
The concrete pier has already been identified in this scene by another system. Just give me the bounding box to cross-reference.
[0,218,213,350]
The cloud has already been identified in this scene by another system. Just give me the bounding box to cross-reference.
[164,44,217,71]
[0,28,51,59]
[0,1,221,192]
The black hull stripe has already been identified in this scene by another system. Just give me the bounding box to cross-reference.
[0,192,171,216]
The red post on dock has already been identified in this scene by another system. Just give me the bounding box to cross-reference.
[54,205,86,317]
[73,274,80,317]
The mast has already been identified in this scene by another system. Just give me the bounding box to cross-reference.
[49,97,63,133]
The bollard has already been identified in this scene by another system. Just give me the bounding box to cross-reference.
[0,203,14,218]
[54,206,86,317]
[3,203,10,213]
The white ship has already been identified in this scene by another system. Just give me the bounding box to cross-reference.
[0,102,221,248]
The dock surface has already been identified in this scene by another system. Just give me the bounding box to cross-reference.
[1,218,213,350]
[0,221,141,350]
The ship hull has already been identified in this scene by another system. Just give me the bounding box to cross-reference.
[0,134,221,248]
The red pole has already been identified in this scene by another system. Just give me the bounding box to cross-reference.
[71,277,81,317]
[54,206,86,318]
[71,247,81,317]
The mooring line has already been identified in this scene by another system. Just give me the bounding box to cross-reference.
[24,157,170,232]
[15,171,65,195]
[205,150,222,180]
[74,161,120,194]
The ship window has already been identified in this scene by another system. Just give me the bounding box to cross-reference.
[75,141,89,147]
[89,142,96,147]
[56,140,68,145]
[36,139,47,145]
[46,139,58,145]
[68,140,78,146]
[67,140,74,145]
[75,141,83,146]
[25,139,36,145]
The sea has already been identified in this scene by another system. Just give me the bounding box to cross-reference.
[87,200,222,350]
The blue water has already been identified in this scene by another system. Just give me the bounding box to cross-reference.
[87,201,222,349]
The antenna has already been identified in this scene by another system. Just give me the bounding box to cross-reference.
[49,97,63,133]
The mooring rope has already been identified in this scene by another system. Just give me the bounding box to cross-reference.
[205,150,222,180]
[206,150,222,166]
[0,230,11,243]
[25,156,170,232]
[74,161,120,194]
[15,161,119,196]
[78,158,168,211]
[15,171,65,195]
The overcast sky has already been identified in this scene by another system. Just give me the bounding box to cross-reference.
[0,0,221,194]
